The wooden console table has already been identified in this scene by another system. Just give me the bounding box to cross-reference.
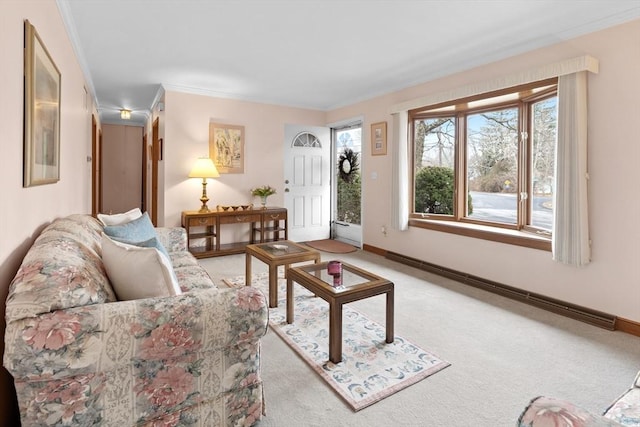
[181,207,287,258]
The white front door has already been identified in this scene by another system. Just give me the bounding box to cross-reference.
[283,124,331,242]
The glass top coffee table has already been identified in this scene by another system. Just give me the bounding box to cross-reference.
[286,261,394,364]
[245,240,321,308]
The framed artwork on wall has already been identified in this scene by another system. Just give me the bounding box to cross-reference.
[209,122,245,173]
[371,121,387,156]
[23,20,61,187]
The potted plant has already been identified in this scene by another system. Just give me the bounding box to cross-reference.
[251,185,277,208]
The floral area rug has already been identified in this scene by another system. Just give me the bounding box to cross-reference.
[222,272,450,411]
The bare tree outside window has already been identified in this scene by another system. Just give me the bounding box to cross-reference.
[466,108,518,224]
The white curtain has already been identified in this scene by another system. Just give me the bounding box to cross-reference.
[391,111,409,231]
[553,71,591,266]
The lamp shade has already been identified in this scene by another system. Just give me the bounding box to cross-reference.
[188,157,220,179]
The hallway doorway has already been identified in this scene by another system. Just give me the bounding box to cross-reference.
[101,124,143,214]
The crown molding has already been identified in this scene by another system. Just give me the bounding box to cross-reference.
[161,83,326,111]
[56,0,98,109]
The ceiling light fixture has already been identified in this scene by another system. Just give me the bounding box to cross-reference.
[120,109,131,120]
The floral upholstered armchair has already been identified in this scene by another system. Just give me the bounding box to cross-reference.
[518,371,640,426]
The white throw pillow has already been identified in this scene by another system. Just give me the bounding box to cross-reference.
[97,208,143,226]
[101,234,181,301]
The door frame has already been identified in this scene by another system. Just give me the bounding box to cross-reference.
[141,132,148,212]
[151,118,159,226]
[91,114,99,216]
[328,117,364,247]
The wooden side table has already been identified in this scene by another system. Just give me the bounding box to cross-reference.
[245,240,320,308]
[181,207,288,258]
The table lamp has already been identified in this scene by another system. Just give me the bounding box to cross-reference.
[188,157,220,212]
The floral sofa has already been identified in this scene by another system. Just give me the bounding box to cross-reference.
[518,370,640,426]
[4,214,269,426]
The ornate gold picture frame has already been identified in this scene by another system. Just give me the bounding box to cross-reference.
[209,122,245,174]
[23,20,61,187]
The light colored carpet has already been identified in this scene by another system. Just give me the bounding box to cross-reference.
[199,250,640,427]
[223,272,450,411]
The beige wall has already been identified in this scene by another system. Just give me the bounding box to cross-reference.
[161,91,326,227]
[326,18,640,323]
[0,0,96,422]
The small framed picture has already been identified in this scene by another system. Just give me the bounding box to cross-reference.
[371,121,387,156]
[209,122,245,173]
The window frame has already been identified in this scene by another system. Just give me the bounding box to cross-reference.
[521,87,558,237]
[408,78,558,251]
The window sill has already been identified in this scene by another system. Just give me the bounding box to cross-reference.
[408,218,551,251]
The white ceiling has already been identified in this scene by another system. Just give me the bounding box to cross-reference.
[57,0,640,125]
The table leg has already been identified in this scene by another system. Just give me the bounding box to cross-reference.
[286,276,294,324]
[245,252,252,286]
[386,288,394,343]
[283,263,291,296]
[329,301,343,364]
[311,256,321,297]
[269,265,278,308]
[313,256,321,279]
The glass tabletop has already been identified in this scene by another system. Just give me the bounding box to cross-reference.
[294,261,383,290]
[252,240,310,256]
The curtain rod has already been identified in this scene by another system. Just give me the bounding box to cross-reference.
[389,55,599,114]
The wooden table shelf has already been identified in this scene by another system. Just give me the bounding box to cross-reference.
[182,207,288,258]
[252,209,287,243]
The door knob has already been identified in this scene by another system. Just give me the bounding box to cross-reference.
[285,188,290,192]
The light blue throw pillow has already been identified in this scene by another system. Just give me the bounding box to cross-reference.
[103,212,157,243]
[102,212,176,282]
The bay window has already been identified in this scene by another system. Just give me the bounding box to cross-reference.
[410,79,558,248]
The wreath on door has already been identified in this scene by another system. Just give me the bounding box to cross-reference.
[338,148,359,183]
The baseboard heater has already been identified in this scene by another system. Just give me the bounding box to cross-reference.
[385,251,617,330]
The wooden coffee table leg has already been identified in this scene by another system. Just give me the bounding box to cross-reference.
[329,301,343,363]
[286,276,294,324]
[269,265,278,308]
[386,288,394,343]
[245,252,252,286]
